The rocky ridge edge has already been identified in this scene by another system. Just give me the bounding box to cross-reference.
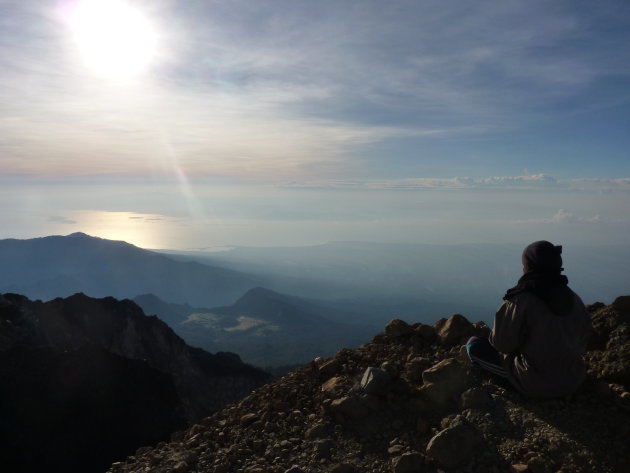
[109,297,630,473]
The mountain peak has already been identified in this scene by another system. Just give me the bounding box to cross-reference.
[67,232,92,238]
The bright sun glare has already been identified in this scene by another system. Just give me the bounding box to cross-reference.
[67,0,158,79]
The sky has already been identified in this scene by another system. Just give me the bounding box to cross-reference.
[1,0,629,249]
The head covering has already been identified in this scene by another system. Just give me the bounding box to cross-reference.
[504,241,574,316]
[522,240,563,274]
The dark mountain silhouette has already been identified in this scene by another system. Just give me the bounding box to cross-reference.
[109,297,630,473]
[0,233,258,307]
[0,292,271,473]
[134,288,378,368]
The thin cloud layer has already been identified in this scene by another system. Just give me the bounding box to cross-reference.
[0,0,629,178]
[281,174,630,192]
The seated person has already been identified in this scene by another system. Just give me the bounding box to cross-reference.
[465,240,591,398]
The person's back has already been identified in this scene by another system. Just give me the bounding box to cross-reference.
[491,289,590,398]
[465,240,591,398]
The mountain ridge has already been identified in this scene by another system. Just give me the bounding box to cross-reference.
[0,292,271,473]
[0,233,259,307]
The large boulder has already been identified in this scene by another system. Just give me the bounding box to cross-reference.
[420,358,477,405]
[391,452,425,473]
[426,417,483,468]
[385,319,414,338]
[360,367,392,396]
[435,313,475,346]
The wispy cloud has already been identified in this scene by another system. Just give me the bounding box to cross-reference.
[48,215,77,225]
[515,209,630,225]
[1,1,630,178]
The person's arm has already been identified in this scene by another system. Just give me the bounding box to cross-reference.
[489,299,527,355]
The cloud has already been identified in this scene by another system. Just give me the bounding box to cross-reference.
[479,174,559,187]
[281,174,562,190]
[517,209,609,225]
[48,215,77,225]
[281,174,630,193]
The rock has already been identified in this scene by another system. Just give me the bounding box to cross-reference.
[435,314,475,346]
[322,376,346,394]
[511,464,530,473]
[284,467,306,473]
[527,456,553,473]
[319,358,342,378]
[315,438,335,459]
[330,463,355,473]
[380,361,399,378]
[305,423,331,439]
[460,387,493,409]
[413,323,436,342]
[385,319,413,338]
[330,396,366,421]
[360,367,391,396]
[240,413,258,427]
[391,452,424,473]
[420,358,477,405]
[172,460,189,473]
[404,357,431,383]
[612,296,630,316]
[358,393,380,411]
[426,419,483,468]
[387,445,405,456]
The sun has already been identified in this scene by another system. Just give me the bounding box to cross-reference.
[67,0,158,80]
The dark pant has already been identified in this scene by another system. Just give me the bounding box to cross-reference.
[465,336,508,378]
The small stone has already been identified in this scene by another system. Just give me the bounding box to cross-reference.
[388,445,405,456]
[284,467,306,473]
[305,423,331,439]
[330,463,355,473]
[240,413,258,427]
[391,452,424,473]
[511,464,530,473]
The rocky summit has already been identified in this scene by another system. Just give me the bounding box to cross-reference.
[0,292,270,473]
[109,297,630,473]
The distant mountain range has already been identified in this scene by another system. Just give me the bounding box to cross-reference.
[3,233,629,368]
[0,292,269,473]
[134,287,378,367]
[134,288,377,367]
[0,232,257,307]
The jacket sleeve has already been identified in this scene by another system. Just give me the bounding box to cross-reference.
[489,299,527,355]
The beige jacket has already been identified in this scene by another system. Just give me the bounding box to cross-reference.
[490,291,591,398]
